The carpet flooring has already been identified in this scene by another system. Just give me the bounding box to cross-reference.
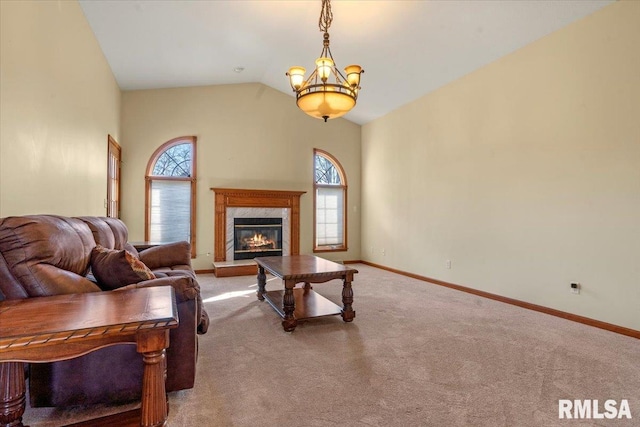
[22,264,640,426]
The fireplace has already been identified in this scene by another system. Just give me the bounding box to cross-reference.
[211,188,305,277]
[233,218,283,260]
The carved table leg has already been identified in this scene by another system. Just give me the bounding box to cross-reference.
[341,276,356,322]
[257,266,266,301]
[282,280,297,332]
[137,330,169,427]
[303,282,312,292]
[0,362,26,427]
[140,350,167,427]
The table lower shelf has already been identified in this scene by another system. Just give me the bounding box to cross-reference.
[64,408,140,427]
[263,288,342,320]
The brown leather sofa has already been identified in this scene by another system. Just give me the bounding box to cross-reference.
[0,215,209,407]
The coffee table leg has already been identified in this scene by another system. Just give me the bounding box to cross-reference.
[257,266,266,301]
[341,276,356,322]
[282,280,297,332]
[0,362,26,427]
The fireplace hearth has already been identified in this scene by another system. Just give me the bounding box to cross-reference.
[234,218,283,260]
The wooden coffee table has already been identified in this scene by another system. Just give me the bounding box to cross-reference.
[0,286,178,427]
[255,255,358,332]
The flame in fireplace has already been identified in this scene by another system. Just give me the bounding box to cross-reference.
[243,233,275,251]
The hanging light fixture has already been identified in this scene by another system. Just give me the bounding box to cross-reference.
[286,0,363,122]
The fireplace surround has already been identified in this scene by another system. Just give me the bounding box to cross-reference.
[211,188,306,276]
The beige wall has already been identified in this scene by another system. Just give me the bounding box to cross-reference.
[0,0,120,217]
[362,1,640,330]
[120,84,361,270]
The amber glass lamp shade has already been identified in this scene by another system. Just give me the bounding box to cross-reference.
[344,65,362,88]
[297,88,356,121]
[287,66,306,90]
[315,57,334,82]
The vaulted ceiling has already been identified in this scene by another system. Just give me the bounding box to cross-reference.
[79,0,613,125]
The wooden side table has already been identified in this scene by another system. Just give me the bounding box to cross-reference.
[0,286,178,427]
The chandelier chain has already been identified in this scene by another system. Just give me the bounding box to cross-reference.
[318,0,333,34]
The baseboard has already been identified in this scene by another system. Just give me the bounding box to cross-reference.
[195,269,215,274]
[361,261,639,340]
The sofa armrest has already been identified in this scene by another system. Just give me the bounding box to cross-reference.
[115,275,209,334]
[114,275,198,304]
[138,241,191,270]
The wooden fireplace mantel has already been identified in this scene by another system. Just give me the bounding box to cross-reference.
[211,188,306,263]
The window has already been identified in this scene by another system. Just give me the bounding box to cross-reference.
[314,149,347,252]
[107,135,121,218]
[145,136,197,257]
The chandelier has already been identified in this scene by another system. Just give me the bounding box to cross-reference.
[286,0,363,122]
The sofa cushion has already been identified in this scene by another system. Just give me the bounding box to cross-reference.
[0,215,100,297]
[76,216,130,251]
[139,241,191,270]
[90,246,156,290]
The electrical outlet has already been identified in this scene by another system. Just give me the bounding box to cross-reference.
[446,260,451,269]
[382,248,386,256]
[570,283,580,295]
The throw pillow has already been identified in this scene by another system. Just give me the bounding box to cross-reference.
[90,245,156,290]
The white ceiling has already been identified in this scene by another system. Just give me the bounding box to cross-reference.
[79,0,614,125]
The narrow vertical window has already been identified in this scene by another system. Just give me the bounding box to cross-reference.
[107,135,121,218]
[314,149,347,252]
[145,136,197,257]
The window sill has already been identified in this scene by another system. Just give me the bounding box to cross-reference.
[313,246,348,253]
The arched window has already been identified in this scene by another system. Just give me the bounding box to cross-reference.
[314,149,347,252]
[145,136,197,257]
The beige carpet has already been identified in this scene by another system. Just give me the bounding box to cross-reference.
[23,264,640,426]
